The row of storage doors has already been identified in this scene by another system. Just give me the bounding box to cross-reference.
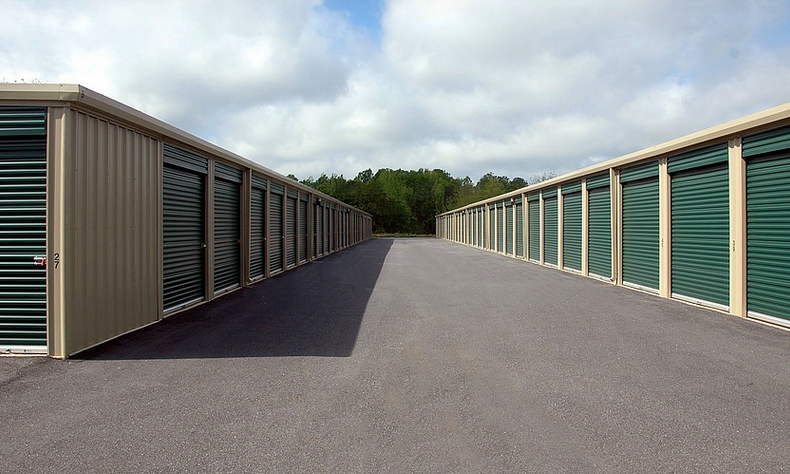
[440,127,790,325]
[464,199,524,259]
[162,145,349,313]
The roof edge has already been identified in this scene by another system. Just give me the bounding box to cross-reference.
[0,83,370,217]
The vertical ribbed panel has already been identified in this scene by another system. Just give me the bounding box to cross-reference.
[587,186,611,278]
[562,192,582,271]
[505,204,514,256]
[528,200,540,260]
[0,107,47,349]
[497,206,504,252]
[317,206,324,255]
[516,202,524,257]
[622,178,659,290]
[269,193,283,273]
[671,165,729,306]
[543,197,558,265]
[163,166,204,311]
[65,110,159,355]
[286,196,297,267]
[299,199,308,262]
[250,187,265,280]
[746,153,790,321]
[213,177,240,293]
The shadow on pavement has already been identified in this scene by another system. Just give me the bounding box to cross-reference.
[78,239,393,360]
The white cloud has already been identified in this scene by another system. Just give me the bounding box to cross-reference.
[2,0,790,182]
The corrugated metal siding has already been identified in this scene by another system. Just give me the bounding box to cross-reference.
[746,153,790,321]
[563,191,582,271]
[620,161,658,183]
[587,186,611,278]
[250,186,265,280]
[668,144,728,174]
[622,178,659,290]
[528,199,540,260]
[65,110,159,356]
[543,196,558,265]
[269,192,283,273]
[586,173,609,190]
[671,165,729,306]
[0,107,47,349]
[213,171,241,294]
[743,125,790,157]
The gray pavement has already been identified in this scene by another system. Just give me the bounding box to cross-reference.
[1,238,789,473]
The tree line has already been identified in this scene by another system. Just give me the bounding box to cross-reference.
[298,169,556,235]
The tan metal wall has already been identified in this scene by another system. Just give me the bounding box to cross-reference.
[56,110,161,357]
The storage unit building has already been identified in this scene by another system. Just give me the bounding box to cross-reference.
[437,99,790,330]
[0,84,372,357]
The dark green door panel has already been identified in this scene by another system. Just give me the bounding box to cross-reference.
[214,177,241,293]
[489,205,495,250]
[269,193,283,273]
[163,165,205,312]
[250,187,266,281]
[543,197,558,265]
[0,107,47,347]
[505,205,514,256]
[671,165,729,306]
[299,199,308,262]
[497,206,504,253]
[528,200,540,260]
[563,192,582,271]
[587,187,611,278]
[747,153,790,321]
[622,178,659,290]
[516,202,524,257]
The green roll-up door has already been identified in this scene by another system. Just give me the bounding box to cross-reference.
[497,205,504,252]
[286,192,297,268]
[250,176,266,281]
[213,163,242,294]
[329,208,335,252]
[318,206,325,255]
[516,201,524,257]
[622,178,659,290]
[269,190,283,273]
[489,205,495,249]
[528,199,540,260]
[480,209,486,248]
[587,186,611,278]
[313,203,320,256]
[250,187,265,280]
[299,198,308,263]
[563,192,582,271]
[163,145,207,313]
[543,196,558,265]
[746,153,790,322]
[670,165,729,306]
[0,107,47,349]
[505,204,514,255]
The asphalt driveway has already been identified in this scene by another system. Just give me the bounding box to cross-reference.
[1,238,788,473]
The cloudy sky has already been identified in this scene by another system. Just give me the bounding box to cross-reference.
[2,0,790,182]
